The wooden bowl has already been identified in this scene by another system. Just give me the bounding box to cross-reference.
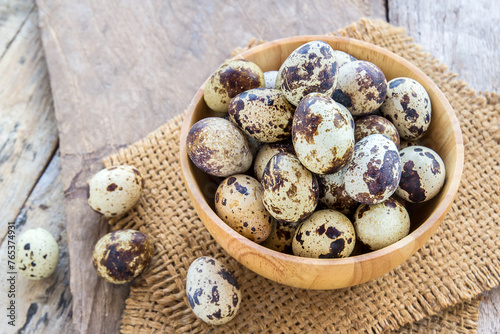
[179,36,464,290]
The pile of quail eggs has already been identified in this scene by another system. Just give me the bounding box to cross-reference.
[188,40,447,260]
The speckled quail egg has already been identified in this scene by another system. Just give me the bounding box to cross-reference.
[344,134,402,204]
[16,228,59,280]
[380,77,431,140]
[261,152,318,223]
[316,167,359,216]
[332,60,387,116]
[292,93,355,174]
[92,229,154,284]
[264,70,278,89]
[354,198,410,251]
[253,141,295,182]
[260,219,297,254]
[333,50,357,68]
[399,139,420,150]
[228,88,294,143]
[186,256,241,325]
[396,146,446,203]
[204,59,265,113]
[292,209,356,258]
[278,40,338,106]
[88,165,144,218]
[354,115,400,149]
[187,117,253,177]
[215,174,273,243]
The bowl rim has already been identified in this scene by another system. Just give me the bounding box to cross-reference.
[179,35,464,284]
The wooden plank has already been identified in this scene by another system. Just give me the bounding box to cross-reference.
[0,0,33,55]
[388,1,500,332]
[35,0,385,332]
[0,151,75,333]
[0,6,58,238]
[388,0,500,92]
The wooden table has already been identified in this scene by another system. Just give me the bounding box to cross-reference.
[0,0,498,332]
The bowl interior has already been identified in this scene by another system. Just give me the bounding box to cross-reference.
[180,35,464,289]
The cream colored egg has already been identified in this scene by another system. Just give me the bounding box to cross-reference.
[354,115,400,149]
[204,59,265,113]
[344,134,401,204]
[332,60,387,116]
[292,93,355,174]
[380,77,431,140]
[333,50,357,68]
[261,152,318,223]
[228,88,294,143]
[396,146,446,203]
[186,256,241,325]
[92,229,154,284]
[16,228,59,280]
[215,174,272,243]
[253,141,294,182]
[187,117,253,177]
[261,219,297,254]
[292,209,356,258]
[88,165,144,218]
[278,40,338,106]
[316,167,358,216]
[354,198,410,250]
[264,70,278,89]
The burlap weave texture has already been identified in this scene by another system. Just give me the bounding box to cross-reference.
[104,19,499,333]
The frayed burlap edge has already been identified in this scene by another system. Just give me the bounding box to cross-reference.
[103,18,499,333]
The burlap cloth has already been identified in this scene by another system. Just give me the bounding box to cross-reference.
[103,19,499,333]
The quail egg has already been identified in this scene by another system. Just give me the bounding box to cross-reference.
[16,228,59,280]
[187,117,253,177]
[204,59,265,113]
[292,93,355,174]
[260,219,297,254]
[396,146,446,203]
[332,60,387,116]
[316,167,359,216]
[354,198,410,250]
[344,134,402,204]
[354,115,400,149]
[333,50,357,68]
[278,40,338,106]
[228,88,294,143]
[186,256,241,325]
[292,209,356,258]
[88,165,144,218]
[264,70,278,89]
[380,77,431,140]
[215,174,273,243]
[261,152,318,224]
[253,141,295,182]
[92,229,154,284]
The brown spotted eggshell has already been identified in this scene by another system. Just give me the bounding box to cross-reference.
[292,93,355,174]
[354,198,410,251]
[261,152,318,224]
[354,115,400,149]
[186,256,241,325]
[292,209,356,258]
[204,59,265,113]
[187,117,253,177]
[253,141,295,181]
[215,174,272,243]
[396,146,446,203]
[260,219,297,254]
[345,134,402,204]
[92,229,154,284]
[332,60,387,116]
[333,50,357,68]
[16,228,59,280]
[278,40,338,106]
[87,165,144,218]
[228,88,294,143]
[380,77,431,140]
[316,167,359,216]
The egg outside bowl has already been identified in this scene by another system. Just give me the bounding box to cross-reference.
[179,36,464,290]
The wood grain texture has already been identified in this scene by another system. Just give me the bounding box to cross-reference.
[0,152,75,333]
[0,0,33,54]
[0,7,57,239]
[388,0,500,92]
[35,0,385,332]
